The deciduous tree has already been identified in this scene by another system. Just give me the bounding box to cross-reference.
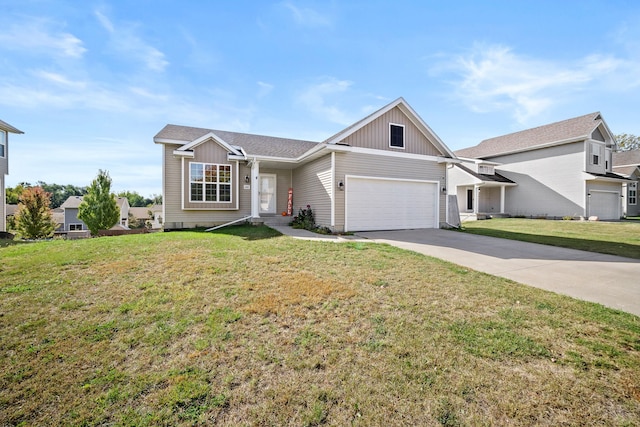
[14,187,56,239]
[78,170,120,236]
[616,134,640,152]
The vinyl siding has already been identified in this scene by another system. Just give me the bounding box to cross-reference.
[291,156,332,227]
[479,187,502,213]
[0,177,5,232]
[490,142,586,217]
[162,144,251,229]
[341,106,442,156]
[183,142,237,210]
[334,152,446,230]
[0,152,7,175]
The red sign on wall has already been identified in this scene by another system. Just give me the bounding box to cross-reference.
[287,188,293,216]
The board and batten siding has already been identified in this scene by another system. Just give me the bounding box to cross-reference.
[340,106,442,156]
[491,142,586,217]
[291,155,332,227]
[333,152,446,231]
[163,144,252,229]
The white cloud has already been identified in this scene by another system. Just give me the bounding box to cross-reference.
[257,81,274,98]
[94,10,169,72]
[297,78,354,125]
[435,44,625,124]
[0,18,86,58]
[281,2,332,28]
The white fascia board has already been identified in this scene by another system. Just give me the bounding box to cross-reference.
[177,132,243,156]
[173,150,194,158]
[324,98,403,145]
[455,156,502,166]
[154,137,188,145]
[396,101,457,159]
[336,145,447,163]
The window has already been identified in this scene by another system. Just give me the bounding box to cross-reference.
[478,165,495,175]
[0,130,6,158]
[593,154,599,165]
[190,162,232,202]
[389,123,405,148]
[69,224,83,231]
[466,189,473,210]
[629,182,637,205]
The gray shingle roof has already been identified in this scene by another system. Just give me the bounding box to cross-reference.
[155,124,320,159]
[60,196,127,209]
[613,149,640,167]
[612,165,638,177]
[455,112,603,159]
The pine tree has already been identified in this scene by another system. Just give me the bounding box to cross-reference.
[78,170,120,236]
[14,187,56,239]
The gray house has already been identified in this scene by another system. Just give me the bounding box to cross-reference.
[450,112,627,220]
[155,97,458,232]
[613,149,640,217]
[0,119,24,233]
[60,196,130,232]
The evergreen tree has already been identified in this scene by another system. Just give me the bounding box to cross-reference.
[14,187,56,239]
[78,170,120,236]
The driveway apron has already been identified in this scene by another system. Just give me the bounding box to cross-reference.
[355,229,640,317]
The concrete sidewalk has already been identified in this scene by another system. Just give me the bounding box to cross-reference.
[267,224,640,317]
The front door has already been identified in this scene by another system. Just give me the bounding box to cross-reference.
[259,174,277,214]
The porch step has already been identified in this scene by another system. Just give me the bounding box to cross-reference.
[262,216,293,226]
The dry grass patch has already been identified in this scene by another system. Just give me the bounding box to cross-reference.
[1,225,639,426]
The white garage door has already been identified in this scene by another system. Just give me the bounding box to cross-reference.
[590,191,620,220]
[345,177,438,231]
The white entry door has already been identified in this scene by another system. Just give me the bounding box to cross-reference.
[259,174,277,214]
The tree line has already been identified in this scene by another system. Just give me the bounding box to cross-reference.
[6,182,161,208]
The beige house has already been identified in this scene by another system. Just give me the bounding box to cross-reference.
[450,112,628,220]
[613,149,640,217]
[154,98,458,232]
[0,119,23,233]
[60,196,130,232]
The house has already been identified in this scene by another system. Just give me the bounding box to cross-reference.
[129,204,163,229]
[60,196,130,232]
[154,97,458,232]
[450,112,628,220]
[613,149,640,217]
[0,119,24,234]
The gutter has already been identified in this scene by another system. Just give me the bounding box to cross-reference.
[205,216,252,232]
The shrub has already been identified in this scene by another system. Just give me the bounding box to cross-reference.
[291,205,315,230]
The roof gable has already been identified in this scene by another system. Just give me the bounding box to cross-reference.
[456,112,609,159]
[155,125,319,159]
[323,97,455,158]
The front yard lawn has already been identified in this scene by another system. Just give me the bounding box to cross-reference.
[1,226,639,425]
[460,218,640,259]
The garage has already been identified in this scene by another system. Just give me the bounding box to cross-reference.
[345,176,438,231]
[589,191,621,220]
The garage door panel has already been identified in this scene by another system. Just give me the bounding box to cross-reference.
[590,192,620,220]
[346,177,437,231]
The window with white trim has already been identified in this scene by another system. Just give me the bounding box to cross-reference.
[478,165,495,175]
[629,182,637,205]
[189,162,232,202]
[0,130,6,158]
[389,123,405,149]
[69,223,83,231]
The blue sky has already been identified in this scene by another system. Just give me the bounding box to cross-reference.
[3,0,640,197]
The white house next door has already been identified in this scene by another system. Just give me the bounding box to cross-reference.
[259,174,277,214]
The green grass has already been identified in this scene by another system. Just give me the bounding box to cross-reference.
[1,224,639,425]
[460,218,640,258]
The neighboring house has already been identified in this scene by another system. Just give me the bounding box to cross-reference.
[0,119,24,233]
[154,97,458,232]
[60,196,130,231]
[129,204,163,229]
[451,112,628,220]
[613,149,640,217]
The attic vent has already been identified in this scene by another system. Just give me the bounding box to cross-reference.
[594,114,601,121]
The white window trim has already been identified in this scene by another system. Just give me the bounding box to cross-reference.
[189,162,233,203]
[629,182,637,206]
[0,130,6,158]
[389,123,405,150]
[69,223,83,231]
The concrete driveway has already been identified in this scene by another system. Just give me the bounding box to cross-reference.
[355,229,640,317]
